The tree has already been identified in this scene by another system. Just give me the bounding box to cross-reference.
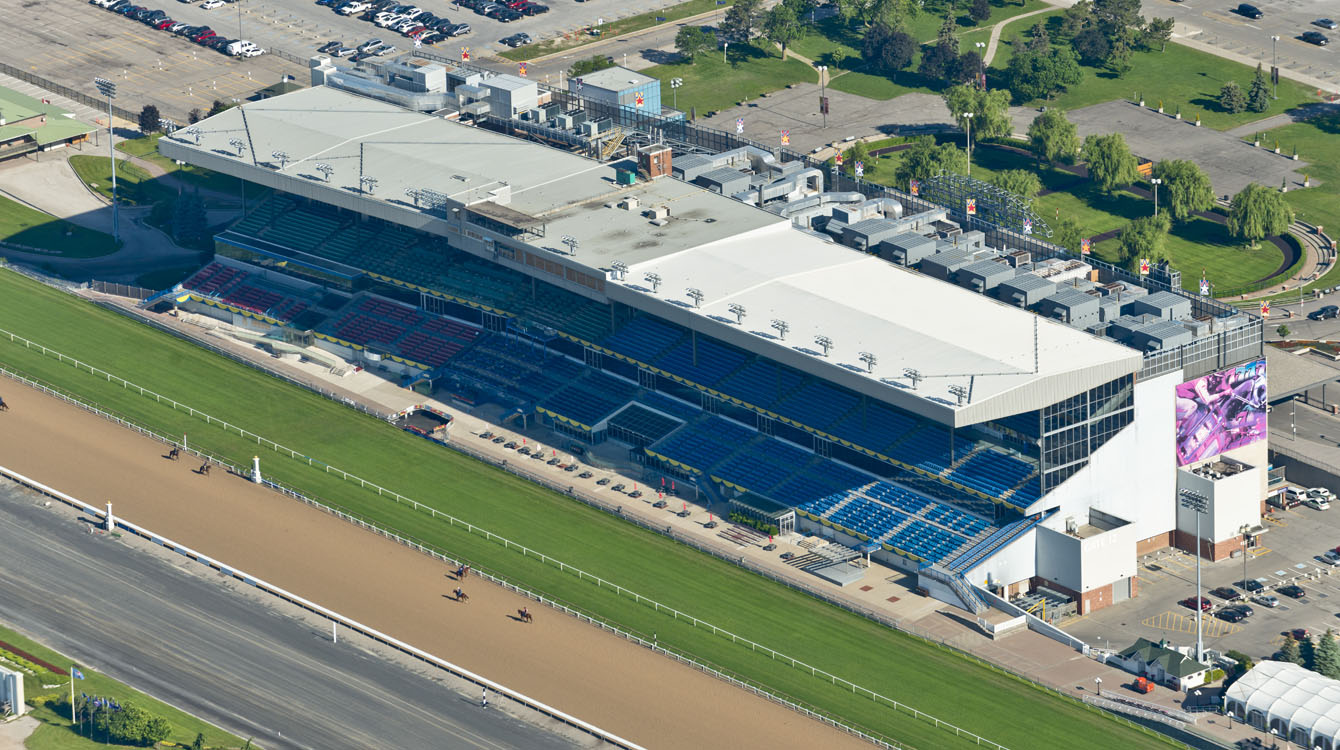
[1144,16,1174,51]
[942,84,1013,142]
[675,26,714,61]
[192,733,207,750]
[1026,21,1051,52]
[969,0,990,24]
[1081,133,1139,193]
[862,23,915,72]
[138,105,161,135]
[1152,160,1214,222]
[781,0,815,20]
[952,50,983,85]
[172,190,209,247]
[918,43,958,81]
[569,55,616,77]
[207,99,232,117]
[1280,636,1303,665]
[835,0,864,25]
[1277,324,1291,338]
[763,4,803,55]
[1118,214,1170,269]
[187,108,204,124]
[1301,637,1318,671]
[1316,629,1340,679]
[846,139,872,173]
[892,137,969,187]
[1052,215,1083,253]
[1007,45,1082,102]
[867,0,919,29]
[1247,63,1271,113]
[1029,108,1080,164]
[1228,183,1293,247]
[94,702,172,747]
[1104,25,1134,75]
[1058,0,1093,40]
[1092,0,1143,32]
[721,0,764,41]
[988,169,1042,203]
[1072,27,1110,66]
[937,10,960,55]
[1219,80,1246,114]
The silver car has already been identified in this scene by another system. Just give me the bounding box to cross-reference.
[1252,593,1280,608]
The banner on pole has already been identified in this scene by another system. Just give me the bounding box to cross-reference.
[965,197,976,215]
[736,118,744,134]
[519,62,527,77]
[854,161,864,177]
[1260,301,1270,317]
[780,129,790,145]
[909,178,919,195]
[1080,237,1091,255]
[635,91,644,108]
[1022,218,1033,235]
[1140,258,1150,275]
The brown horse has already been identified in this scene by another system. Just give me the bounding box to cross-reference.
[198,463,211,476]
[454,588,469,602]
[168,447,180,461]
[518,608,533,623]
[0,398,8,411]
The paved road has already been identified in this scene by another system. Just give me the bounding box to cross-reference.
[0,481,578,750]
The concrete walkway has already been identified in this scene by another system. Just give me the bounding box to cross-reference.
[982,5,1056,65]
[1224,102,1340,139]
[0,716,40,750]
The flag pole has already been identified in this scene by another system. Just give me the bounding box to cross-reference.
[69,667,74,724]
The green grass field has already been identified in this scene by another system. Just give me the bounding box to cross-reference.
[1259,110,1340,233]
[117,135,247,200]
[67,156,164,207]
[641,42,817,114]
[0,622,249,749]
[0,269,1177,750]
[499,0,737,62]
[0,196,118,259]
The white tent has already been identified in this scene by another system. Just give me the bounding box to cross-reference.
[1226,660,1340,749]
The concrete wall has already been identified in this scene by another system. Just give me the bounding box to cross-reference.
[962,526,1037,591]
[0,665,23,716]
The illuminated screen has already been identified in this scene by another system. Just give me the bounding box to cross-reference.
[1174,359,1267,466]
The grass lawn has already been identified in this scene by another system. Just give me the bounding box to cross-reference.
[117,135,246,201]
[0,269,1179,750]
[0,196,118,258]
[984,8,1064,71]
[0,622,249,749]
[67,156,166,208]
[1259,110,1340,233]
[1038,42,1317,131]
[498,0,737,62]
[641,43,816,114]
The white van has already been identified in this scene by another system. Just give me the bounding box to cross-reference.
[226,40,264,57]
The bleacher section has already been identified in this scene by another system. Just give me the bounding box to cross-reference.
[317,295,479,368]
[716,359,806,409]
[606,404,683,447]
[180,262,311,323]
[648,417,756,476]
[601,316,684,364]
[949,451,1037,499]
[539,371,638,428]
[653,338,748,387]
[773,381,860,432]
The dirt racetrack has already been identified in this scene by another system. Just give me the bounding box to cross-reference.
[0,379,870,750]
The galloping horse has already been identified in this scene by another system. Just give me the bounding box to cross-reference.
[518,607,533,624]
[454,587,469,602]
[168,447,180,461]
[0,396,8,411]
[198,462,211,476]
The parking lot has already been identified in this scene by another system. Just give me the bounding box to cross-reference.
[1063,496,1340,662]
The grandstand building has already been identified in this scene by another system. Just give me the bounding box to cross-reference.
[158,85,1268,617]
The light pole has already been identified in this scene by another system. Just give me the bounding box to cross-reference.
[723,41,729,64]
[1180,489,1209,663]
[1150,177,1162,216]
[975,41,986,88]
[93,77,119,244]
[1271,35,1280,100]
[669,77,682,110]
[816,65,828,129]
[961,112,974,176]
[1240,524,1251,591]
[1095,677,1102,697]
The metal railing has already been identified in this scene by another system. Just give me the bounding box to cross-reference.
[0,62,139,122]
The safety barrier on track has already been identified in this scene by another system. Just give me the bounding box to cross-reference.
[0,463,648,750]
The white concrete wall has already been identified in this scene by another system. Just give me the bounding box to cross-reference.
[962,527,1037,590]
[1078,520,1138,592]
[0,665,23,716]
[1035,523,1083,592]
[1177,463,1263,544]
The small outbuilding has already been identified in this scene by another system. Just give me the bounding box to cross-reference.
[1108,638,1210,692]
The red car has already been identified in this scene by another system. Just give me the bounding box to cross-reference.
[1292,628,1312,641]
[1179,596,1212,612]
[192,29,217,43]
[154,18,174,29]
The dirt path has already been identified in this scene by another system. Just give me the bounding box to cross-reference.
[0,378,870,750]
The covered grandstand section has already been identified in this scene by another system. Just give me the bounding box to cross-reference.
[1226,661,1340,749]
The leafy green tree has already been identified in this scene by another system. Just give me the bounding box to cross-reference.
[138,105,161,135]
[721,0,764,41]
[1301,637,1318,671]
[1152,160,1214,222]
[1051,215,1083,253]
[1144,16,1174,51]
[1081,132,1139,193]
[675,26,714,62]
[172,190,209,247]
[969,0,990,24]
[892,137,969,187]
[1072,27,1110,65]
[942,85,1013,142]
[1092,0,1143,33]
[1028,108,1080,164]
[568,55,615,77]
[1058,0,1093,39]
[1247,63,1271,113]
[1007,45,1082,101]
[867,0,919,29]
[207,99,233,117]
[1316,629,1340,679]
[1104,25,1135,74]
[193,732,206,750]
[845,139,872,173]
[1277,324,1291,338]
[988,169,1042,203]
[781,0,815,20]
[1026,21,1051,52]
[1228,183,1293,247]
[1118,214,1170,270]
[937,10,960,54]
[918,43,958,81]
[1219,80,1246,114]
[187,108,204,124]
[763,4,803,55]
[955,50,984,85]
[835,0,864,25]
[94,702,173,747]
[862,23,915,72]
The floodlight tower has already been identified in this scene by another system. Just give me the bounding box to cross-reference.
[948,384,969,406]
[359,176,378,195]
[728,303,747,325]
[271,150,290,170]
[686,288,704,308]
[315,163,334,182]
[404,187,422,206]
[93,77,120,244]
[903,367,922,390]
[610,260,628,281]
[1179,488,1210,663]
[770,319,789,340]
[229,138,247,157]
[182,126,201,144]
[859,351,877,373]
[561,235,579,256]
[644,272,662,293]
[814,334,833,357]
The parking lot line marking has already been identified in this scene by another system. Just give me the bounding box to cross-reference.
[1265,516,1288,527]
[1251,547,1271,558]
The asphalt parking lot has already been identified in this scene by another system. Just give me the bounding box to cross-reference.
[1063,498,1340,662]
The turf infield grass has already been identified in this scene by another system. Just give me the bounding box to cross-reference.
[0,269,1178,750]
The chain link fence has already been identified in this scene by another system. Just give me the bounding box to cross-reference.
[0,62,138,123]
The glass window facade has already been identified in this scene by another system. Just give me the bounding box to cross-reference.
[1040,374,1134,492]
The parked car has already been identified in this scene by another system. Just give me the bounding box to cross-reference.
[596,477,611,485]
[1324,549,1340,566]
[1180,596,1212,612]
[373,44,396,55]
[1235,3,1263,19]
[331,45,357,56]
[201,0,226,9]
[1279,584,1307,599]
[1292,628,1312,640]
[155,18,175,29]
[1232,603,1255,617]
[1316,18,1339,29]
[500,32,530,47]
[1302,31,1330,46]
[1252,593,1280,608]
[1306,494,1332,511]
[446,22,470,36]
[1210,586,1239,600]
[1217,608,1246,623]
[1308,305,1338,320]
[1239,578,1266,592]
[318,40,342,53]
[358,38,383,52]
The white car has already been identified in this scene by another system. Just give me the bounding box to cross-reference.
[1323,550,1340,566]
[201,0,225,8]
[338,1,369,14]
[1252,594,1280,608]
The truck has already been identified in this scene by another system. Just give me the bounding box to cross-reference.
[226,40,265,57]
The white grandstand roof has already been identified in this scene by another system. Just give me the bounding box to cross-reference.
[612,222,1142,425]
[1227,661,1340,744]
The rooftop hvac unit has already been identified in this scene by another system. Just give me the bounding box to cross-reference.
[615,169,637,185]
[568,109,588,127]
[555,113,575,129]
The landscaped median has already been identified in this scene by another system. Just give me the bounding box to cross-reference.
[498,0,737,62]
[0,268,1183,750]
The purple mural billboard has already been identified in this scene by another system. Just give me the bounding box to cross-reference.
[1174,359,1268,466]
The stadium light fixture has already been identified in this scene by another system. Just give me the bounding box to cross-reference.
[669,77,683,110]
[813,334,833,357]
[1179,489,1210,664]
[182,126,201,145]
[644,272,662,294]
[405,187,421,206]
[229,138,247,158]
[728,303,747,325]
[903,367,922,390]
[561,235,579,256]
[93,77,120,244]
[859,351,877,373]
[611,260,628,281]
[770,319,789,340]
[948,384,969,406]
[315,163,334,182]
[1149,178,1162,217]
[359,175,378,195]
[271,150,290,170]
[686,287,704,308]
